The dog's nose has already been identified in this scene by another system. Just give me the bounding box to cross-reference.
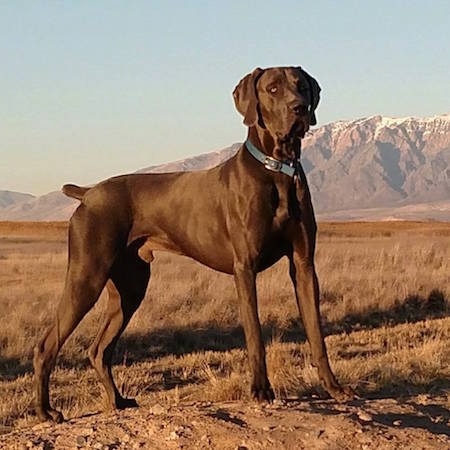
[293,104,308,115]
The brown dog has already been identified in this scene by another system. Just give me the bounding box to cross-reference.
[33,66,353,423]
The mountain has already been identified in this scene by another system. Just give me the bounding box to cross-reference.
[1,114,449,221]
[0,144,243,221]
[302,114,450,216]
[0,191,78,221]
[0,191,35,209]
[136,143,241,174]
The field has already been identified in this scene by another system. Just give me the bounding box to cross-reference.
[0,221,449,449]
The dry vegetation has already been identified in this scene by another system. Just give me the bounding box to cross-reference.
[0,221,449,440]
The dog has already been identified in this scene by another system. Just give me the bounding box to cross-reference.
[33,66,353,423]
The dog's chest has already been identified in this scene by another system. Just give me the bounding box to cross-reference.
[271,181,302,228]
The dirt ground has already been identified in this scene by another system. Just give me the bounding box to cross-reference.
[1,395,449,449]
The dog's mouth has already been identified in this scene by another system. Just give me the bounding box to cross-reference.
[274,121,308,160]
[289,118,309,139]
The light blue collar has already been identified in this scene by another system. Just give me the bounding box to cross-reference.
[245,139,296,177]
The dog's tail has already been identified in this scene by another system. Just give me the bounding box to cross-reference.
[61,183,90,200]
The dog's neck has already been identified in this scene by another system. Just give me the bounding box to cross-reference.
[246,126,301,177]
[247,126,276,158]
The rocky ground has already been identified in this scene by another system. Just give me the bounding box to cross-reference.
[1,395,449,450]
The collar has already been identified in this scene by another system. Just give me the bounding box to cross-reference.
[245,139,298,177]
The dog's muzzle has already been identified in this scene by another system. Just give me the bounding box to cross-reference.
[276,126,305,160]
[278,117,308,145]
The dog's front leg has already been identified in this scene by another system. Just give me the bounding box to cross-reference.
[288,220,354,402]
[233,262,274,402]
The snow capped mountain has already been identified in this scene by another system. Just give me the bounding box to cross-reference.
[1,114,449,221]
[300,113,450,215]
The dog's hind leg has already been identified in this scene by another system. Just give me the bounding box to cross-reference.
[33,211,123,422]
[33,267,111,422]
[88,247,150,411]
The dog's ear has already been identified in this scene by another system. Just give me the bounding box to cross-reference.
[232,68,263,127]
[300,69,321,126]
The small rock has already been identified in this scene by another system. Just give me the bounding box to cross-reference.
[357,411,373,422]
[79,427,94,436]
[167,431,179,441]
[416,394,429,405]
[150,403,165,415]
[393,420,402,426]
[76,435,87,446]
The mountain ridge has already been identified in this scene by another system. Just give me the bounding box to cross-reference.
[1,114,449,221]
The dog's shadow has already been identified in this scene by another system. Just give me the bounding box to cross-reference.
[0,289,448,387]
[304,395,450,438]
[325,288,449,336]
[114,288,448,358]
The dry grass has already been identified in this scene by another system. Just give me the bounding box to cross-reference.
[0,221,449,433]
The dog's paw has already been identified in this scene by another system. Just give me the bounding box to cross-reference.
[251,383,275,402]
[328,385,356,403]
[36,407,64,423]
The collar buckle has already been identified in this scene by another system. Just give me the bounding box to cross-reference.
[245,139,296,178]
[263,156,283,172]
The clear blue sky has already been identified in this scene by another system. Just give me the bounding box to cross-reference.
[1,1,449,195]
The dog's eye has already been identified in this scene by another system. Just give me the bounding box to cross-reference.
[268,86,278,94]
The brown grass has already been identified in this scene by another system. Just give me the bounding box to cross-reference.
[0,221,449,433]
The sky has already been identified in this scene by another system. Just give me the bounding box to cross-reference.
[1,1,449,195]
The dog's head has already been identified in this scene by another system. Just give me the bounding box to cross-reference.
[233,66,321,159]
